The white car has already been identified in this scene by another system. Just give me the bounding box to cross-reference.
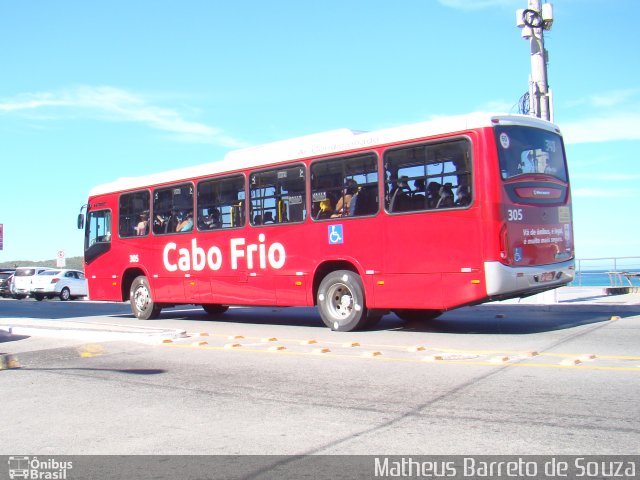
[30,269,88,301]
[11,266,51,299]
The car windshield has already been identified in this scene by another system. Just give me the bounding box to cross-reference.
[495,125,568,182]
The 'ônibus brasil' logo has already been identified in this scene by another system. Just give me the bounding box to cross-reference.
[163,235,286,272]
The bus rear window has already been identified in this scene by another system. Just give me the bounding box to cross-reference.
[496,126,568,182]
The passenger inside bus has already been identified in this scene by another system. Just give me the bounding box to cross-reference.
[154,214,168,233]
[263,212,275,224]
[316,199,333,219]
[176,212,193,232]
[135,213,149,236]
[411,179,426,207]
[455,184,471,206]
[331,179,358,217]
[436,183,454,208]
[389,176,412,212]
[199,208,222,230]
[427,181,442,208]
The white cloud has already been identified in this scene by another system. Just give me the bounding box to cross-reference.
[589,89,640,108]
[561,88,640,144]
[0,86,247,148]
[567,88,640,109]
[561,111,640,144]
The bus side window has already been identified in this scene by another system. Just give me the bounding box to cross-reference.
[310,153,378,220]
[249,165,307,226]
[197,175,246,230]
[384,139,472,213]
[85,209,112,264]
[119,190,150,238]
[152,183,194,235]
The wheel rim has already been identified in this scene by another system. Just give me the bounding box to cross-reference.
[61,289,70,300]
[134,284,151,312]
[326,282,357,325]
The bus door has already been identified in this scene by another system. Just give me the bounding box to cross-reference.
[245,166,308,305]
[152,183,202,303]
[83,208,122,301]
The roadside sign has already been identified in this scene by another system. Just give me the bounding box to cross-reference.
[56,249,65,268]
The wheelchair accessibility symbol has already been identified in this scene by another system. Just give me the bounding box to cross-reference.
[328,224,343,244]
[514,247,523,262]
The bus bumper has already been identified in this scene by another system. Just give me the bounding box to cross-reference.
[484,259,575,299]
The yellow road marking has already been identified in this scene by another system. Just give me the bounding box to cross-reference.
[161,343,640,372]
[180,331,640,360]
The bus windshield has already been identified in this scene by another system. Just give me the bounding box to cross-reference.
[496,125,568,182]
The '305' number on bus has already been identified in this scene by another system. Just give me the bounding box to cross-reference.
[507,208,523,222]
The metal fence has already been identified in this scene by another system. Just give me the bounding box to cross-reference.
[574,256,640,287]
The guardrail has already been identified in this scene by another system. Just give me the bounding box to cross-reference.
[574,256,640,287]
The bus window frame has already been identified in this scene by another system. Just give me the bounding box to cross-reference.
[84,208,112,264]
[196,173,247,232]
[118,189,151,239]
[248,163,308,227]
[382,136,474,216]
[309,151,380,222]
[495,125,568,183]
[152,182,195,236]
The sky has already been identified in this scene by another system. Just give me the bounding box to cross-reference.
[0,0,639,268]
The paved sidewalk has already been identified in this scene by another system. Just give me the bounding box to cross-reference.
[495,286,640,306]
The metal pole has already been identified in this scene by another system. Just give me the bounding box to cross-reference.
[528,0,550,121]
[517,1,553,121]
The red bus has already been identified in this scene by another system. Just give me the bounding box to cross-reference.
[78,113,575,331]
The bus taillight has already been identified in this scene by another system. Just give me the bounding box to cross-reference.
[499,223,509,261]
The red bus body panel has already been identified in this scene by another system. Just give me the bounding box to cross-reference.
[82,114,574,314]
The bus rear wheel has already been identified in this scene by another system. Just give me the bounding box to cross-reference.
[130,275,162,320]
[317,270,369,332]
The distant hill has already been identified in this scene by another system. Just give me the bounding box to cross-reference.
[0,256,84,271]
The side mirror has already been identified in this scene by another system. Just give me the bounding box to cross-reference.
[77,213,85,230]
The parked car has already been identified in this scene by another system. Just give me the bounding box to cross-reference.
[30,269,88,301]
[12,267,50,299]
[0,271,14,298]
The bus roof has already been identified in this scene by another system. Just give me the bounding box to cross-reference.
[88,112,559,197]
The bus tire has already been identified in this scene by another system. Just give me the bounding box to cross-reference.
[393,309,442,323]
[130,275,162,320]
[202,304,229,316]
[317,270,369,332]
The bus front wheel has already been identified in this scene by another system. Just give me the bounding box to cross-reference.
[130,275,162,320]
[317,270,369,332]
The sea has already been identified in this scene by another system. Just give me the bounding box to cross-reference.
[571,270,640,287]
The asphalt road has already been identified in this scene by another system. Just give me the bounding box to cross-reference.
[1,297,640,459]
